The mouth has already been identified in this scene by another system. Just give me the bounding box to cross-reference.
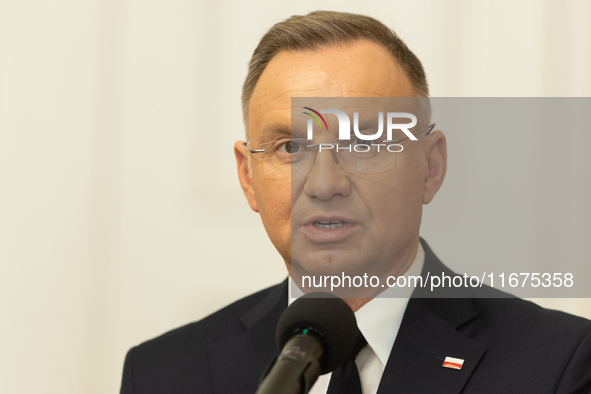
[313,220,346,230]
[300,216,358,243]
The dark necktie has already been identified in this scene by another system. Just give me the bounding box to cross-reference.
[326,330,368,394]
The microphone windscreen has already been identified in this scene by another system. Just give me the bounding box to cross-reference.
[276,292,358,374]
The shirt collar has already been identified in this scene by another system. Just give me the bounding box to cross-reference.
[288,241,425,366]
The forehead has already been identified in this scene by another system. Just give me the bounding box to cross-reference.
[248,39,415,140]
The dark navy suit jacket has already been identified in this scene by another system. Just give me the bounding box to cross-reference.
[120,240,591,393]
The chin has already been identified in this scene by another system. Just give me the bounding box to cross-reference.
[291,253,369,277]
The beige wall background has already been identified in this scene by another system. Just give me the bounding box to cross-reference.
[1,0,590,393]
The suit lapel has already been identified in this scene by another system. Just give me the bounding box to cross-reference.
[377,297,486,393]
[377,239,487,393]
[208,280,287,394]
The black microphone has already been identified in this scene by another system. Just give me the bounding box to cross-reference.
[256,292,359,394]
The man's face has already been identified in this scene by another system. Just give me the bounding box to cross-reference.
[235,39,446,293]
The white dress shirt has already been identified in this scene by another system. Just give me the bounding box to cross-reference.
[288,242,425,394]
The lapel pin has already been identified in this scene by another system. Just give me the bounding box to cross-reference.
[442,356,464,370]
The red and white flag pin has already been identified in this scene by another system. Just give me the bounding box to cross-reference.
[442,356,464,370]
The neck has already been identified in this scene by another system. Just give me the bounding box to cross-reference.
[343,241,419,312]
[288,238,421,312]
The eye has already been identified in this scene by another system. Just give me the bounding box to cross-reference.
[279,140,301,154]
[354,137,373,146]
[352,136,385,146]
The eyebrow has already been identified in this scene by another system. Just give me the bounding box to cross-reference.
[258,123,307,142]
[351,120,382,138]
[258,123,291,142]
[356,119,381,129]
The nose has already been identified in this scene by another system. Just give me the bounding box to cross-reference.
[303,145,352,201]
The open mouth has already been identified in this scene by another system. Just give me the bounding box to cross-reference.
[313,220,346,229]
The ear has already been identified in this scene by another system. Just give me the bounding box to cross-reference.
[234,141,259,212]
[422,130,447,204]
